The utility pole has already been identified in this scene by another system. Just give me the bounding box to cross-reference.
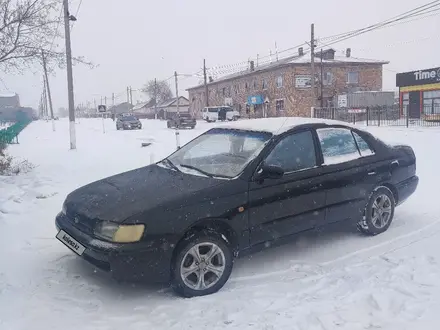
[112,93,115,106]
[126,86,130,103]
[42,76,48,119]
[174,71,180,149]
[63,0,76,149]
[129,86,133,106]
[104,96,107,106]
[320,48,324,108]
[154,78,158,119]
[203,59,209,107]
[310,23,316,108]
[41,49,55,131]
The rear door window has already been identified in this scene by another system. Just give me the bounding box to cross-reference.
[353,131,375,157]
[317,128,361,165]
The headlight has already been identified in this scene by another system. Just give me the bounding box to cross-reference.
[61,202,67,215]
[94,222,145,243]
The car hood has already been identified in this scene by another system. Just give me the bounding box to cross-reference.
[122,120,140,124]
[64,164,224,223]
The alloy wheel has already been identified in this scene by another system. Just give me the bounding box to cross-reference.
[180,242,226,290]
[371,194,392,229]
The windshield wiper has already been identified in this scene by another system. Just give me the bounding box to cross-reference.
[160,158,181,172]
[179,164,230,179]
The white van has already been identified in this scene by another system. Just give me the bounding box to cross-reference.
[202,106,240,122]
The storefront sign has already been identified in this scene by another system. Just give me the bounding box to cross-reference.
[396,67,440,87]
[295,75,312,88]
[247,95,264,105]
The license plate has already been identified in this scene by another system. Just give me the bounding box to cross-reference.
[56,230,86,256]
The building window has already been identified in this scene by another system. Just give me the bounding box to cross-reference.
[276,75,283,88]
[253,80,258,90]
[226,86,231,97]
[323,72,334,85]
[276,99,285,111]
[423,90,440,114]
[262,79,267,90]
[245,82,249,91]
[222,87,226,97]
[347,72,359,84]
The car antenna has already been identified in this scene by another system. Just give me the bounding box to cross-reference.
[274,117,290,135]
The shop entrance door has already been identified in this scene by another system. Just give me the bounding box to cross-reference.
[408,91,421,119]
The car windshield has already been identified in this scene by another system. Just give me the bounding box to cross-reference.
[179,113,191,118]
[166,128,272,178]
[121,116,137,121]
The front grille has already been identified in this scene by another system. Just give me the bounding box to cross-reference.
[65,211,96,235]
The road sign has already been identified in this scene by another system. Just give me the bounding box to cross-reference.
[97,105,106,112]
[348,108,366,114]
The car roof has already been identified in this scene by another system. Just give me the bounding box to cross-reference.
[214,117,355,135]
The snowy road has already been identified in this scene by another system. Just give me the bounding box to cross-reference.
[1,118,440,330]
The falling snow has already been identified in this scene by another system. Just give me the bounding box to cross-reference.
[1,118,440,330]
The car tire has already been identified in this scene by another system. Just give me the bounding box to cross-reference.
[171,230,233,298]
[357,186,395,236]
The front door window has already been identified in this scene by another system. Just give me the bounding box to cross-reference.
[265,130,317,173]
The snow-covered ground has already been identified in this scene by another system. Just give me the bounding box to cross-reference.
[1,118,440,330]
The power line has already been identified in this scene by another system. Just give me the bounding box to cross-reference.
[319,2,440,47]
[70,0,83,31]
[207,1,439,78]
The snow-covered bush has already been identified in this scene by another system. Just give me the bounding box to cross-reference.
[0,143,13,175]
[0,143,34,175]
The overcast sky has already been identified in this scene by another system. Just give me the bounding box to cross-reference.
[1,0,439,110]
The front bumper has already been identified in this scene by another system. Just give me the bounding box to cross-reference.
[55,213,172,283]
[123,124,142,129]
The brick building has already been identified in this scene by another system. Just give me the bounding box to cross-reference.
[187,49,389,118]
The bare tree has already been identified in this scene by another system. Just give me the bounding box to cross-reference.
[0,0,92,73]
[142,79,173,104]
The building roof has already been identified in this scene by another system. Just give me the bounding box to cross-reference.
[187,50,389,91]
[132,99,156,111]
[158,96,189,108]
[108,102,133,114]
[211,117,355,134]
[0,94,20,108]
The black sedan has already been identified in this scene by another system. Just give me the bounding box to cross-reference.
[55,118,418,297]
[116,115,142,130]
[167,113,196,129]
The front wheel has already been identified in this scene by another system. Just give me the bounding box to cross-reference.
[358,186,395,236]
[171,230,233,297]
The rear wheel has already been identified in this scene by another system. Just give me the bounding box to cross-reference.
[358,187,395,235]
[171,230,233,297]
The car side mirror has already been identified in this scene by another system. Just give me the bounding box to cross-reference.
[256,163,284,180]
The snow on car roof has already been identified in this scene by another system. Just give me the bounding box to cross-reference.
[214,117,354,135]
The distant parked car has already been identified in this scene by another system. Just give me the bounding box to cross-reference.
[116,114,142,130]
[202,106,240,122]
[55,118,418,298]
[167,113,196,129]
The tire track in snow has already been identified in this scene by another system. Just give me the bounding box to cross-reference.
[230,218,440,285]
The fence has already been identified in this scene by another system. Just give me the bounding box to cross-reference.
[0,120,31,145]
[312,105,440,127]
